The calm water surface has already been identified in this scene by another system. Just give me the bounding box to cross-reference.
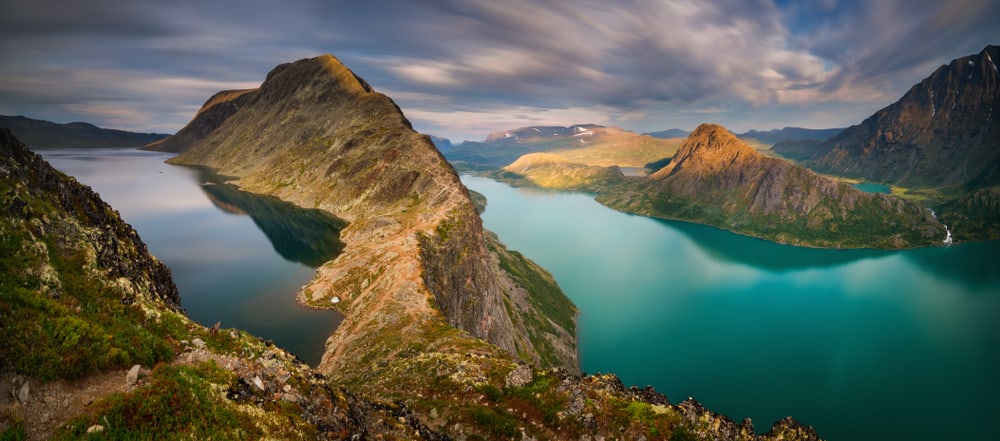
[41,148,343,366]
[852,182,891,194]
[463,175,1000,441]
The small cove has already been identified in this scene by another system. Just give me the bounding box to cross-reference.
[463,175,1000,441]
[41,148,344,366]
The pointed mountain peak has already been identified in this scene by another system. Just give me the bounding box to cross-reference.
[260,54,374,100]
[652,123,756,178]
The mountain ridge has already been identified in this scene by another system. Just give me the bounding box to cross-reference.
[153,54,580,376]
[774,45,1000,189]
[0,115,169,148]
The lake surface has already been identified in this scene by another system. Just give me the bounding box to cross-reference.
[852,182,891,194]
[462,175,1000,441]
[40,148,344,366]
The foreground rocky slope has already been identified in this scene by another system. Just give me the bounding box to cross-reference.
[0,129,386,439]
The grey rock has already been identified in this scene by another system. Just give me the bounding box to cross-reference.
[192,337,206,349]
[253,375,265,391]
[17,381,29,402]
[87,425,104,433]
[126,364,141,386]
[505,364,533,388]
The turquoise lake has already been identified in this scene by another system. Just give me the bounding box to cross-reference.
[462,175,1000,441]
[41,148,343,366]
[852,182,891,194]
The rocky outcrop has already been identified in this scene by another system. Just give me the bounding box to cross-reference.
[774,45,1000,189]
[0,128,178,306]
[0,115,168,149]
[154,55,578,374]
[600,124,946,248]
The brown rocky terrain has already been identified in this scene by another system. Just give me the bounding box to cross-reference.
[774,45,1000,190]
[602,124,946,248]
[149,54,579,376]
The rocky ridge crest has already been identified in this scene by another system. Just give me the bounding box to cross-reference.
[151,54,579,376]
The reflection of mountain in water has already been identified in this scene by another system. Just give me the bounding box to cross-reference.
[196,175,347,268]
[660,218,892,272]
[902,241,1000,290]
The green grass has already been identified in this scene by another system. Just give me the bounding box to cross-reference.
[53,361,316,440]
[0,215,186,381]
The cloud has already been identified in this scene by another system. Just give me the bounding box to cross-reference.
[1,0,997,140]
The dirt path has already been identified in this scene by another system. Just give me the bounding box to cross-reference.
[1,367,143,440]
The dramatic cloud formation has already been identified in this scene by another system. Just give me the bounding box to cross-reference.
[1,0,997,141]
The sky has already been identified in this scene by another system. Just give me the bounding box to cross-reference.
[1,0,998,142]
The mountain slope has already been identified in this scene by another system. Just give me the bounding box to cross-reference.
[145,89,255,153]
[153,55,578,376]
[495,152,626,190]
[0,115,168,148]
[774,45,1000,189]
[600,124,947,248]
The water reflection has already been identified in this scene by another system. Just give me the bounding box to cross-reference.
[39,148,345,366]
[190,167,347,268]
[903,241,1000,289]
[659,219,892,272]
[462,174,1000,441]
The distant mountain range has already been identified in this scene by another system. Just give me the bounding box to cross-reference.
[644,128,690,139]
[0,114,169,148]
[775,45,999,190]
[444,124,681,170]
[428,134,453,151]
[773,45,1000,240]
[645,126,844,145]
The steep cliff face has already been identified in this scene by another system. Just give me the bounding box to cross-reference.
[1,128,179,309]
[775,45,1000,189]
[156,55,578,374]
[601,124,945,248]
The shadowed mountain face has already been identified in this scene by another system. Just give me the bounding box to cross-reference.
[599,124,946,248]
[774,45,1000,190]
[150,54,579,375]
[0,115,168,148]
